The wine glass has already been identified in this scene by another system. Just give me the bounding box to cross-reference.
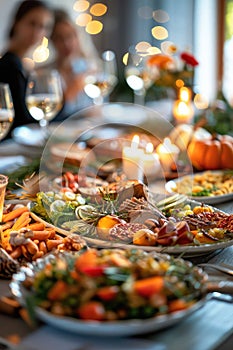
[0,83,14,141]
[84,50,118,105]
[26,69,63,132]
[125,46,154,105]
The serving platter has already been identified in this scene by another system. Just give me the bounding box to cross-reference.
[31,301,205,336]
[10,251,207,336]
[165,171,233,204]
[30,196,233,258]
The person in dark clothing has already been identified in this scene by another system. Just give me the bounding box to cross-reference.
[0,0,53,138]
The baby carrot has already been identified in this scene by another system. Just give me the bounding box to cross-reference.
[27,222,45,231]
[31,230,51,241]
[3,206,29,222]
[12,211,31,230]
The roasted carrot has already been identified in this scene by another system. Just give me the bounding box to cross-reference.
[25,240,39,255]
[46,239,63,251]
[12,211,31,230]
[1,229,13,252]
[27,222,45,231]
[10,246,22,259]
[3,206,29,222]
[31,230,51,241]
[0,221,14,231]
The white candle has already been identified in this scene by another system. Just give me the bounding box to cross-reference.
[156,137,180,171]
[122,135,144,182]
[143,142,160,177]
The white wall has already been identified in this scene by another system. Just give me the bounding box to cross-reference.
[194,0,218,102]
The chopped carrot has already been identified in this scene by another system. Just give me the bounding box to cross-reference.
[47,280,69,301]
[168,299,192,313]
[134,276,164,297]
[3,206,29,222]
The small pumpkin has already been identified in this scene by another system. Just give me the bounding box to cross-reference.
[187,134,233,170]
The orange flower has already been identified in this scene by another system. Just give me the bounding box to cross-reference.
[147,54,174,69]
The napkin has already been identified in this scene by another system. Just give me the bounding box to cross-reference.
[16,325,166,350]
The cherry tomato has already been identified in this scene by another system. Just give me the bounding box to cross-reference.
[64,172,75,182]
[97,286,119,301]
[80,265,106,277]
[77,301,105,320]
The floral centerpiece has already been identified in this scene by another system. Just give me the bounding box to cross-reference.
[146,48,199,100]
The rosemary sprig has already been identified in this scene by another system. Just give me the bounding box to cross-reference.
[6,158,41,191]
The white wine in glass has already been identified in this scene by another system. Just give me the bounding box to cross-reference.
[26,69,63,129]
[84,51,118,105]
[0,83,14,140]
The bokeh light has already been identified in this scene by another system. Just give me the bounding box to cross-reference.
[73,0,90,12]
[161,41,177,55]
[151,26,168,40]
[76,13,92,26]
[90,3,107,16]
[153,9,170,23]
[135,41,151,53]
[86,20,103,34]
[122,52,129,65]
[176,79,185,88]
[194,93,209,109]
[147,46,161,55]
[32,37,49,63]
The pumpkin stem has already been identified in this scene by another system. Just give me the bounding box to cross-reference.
[193,116,207,131]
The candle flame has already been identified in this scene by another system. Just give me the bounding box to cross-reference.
[131,135,140,150]
[179,87,191,102]
[146,142,154,154]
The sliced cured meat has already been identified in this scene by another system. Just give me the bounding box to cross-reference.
[109,223,148,243]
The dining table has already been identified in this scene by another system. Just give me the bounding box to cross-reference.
[0,123,233,350]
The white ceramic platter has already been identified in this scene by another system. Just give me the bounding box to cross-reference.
[165,171,233,205]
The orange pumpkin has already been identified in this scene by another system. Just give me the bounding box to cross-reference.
[187,135,233,170]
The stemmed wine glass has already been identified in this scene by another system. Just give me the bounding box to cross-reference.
[0,83,14,141]
[26,69,63,133]
[84,50,118,105]
[125,46,154,105]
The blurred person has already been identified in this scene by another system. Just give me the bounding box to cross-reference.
[47,9,99,121]
[0,0,53,138]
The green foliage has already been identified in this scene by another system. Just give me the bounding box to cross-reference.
[195,90,233,135]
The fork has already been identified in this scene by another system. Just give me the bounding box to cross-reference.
[198,263,233,276]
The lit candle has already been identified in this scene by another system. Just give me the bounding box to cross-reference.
[122,135,144,182]
[179,87,192,102]
[173,100,194,124]
[143,142,160,178]
[156,137,180,171]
